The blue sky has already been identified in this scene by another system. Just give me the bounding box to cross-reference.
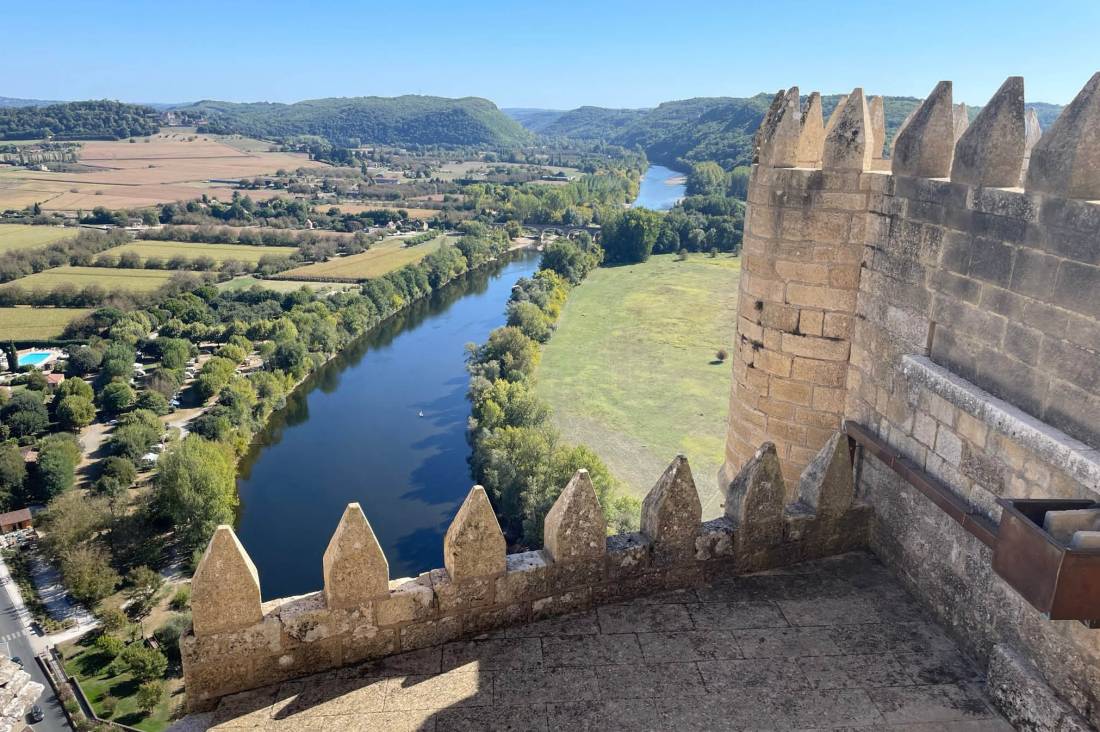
[4,0,1096,108]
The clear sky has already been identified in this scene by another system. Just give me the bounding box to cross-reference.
[4,0,1096,109]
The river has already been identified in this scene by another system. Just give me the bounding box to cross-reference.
[235,251,541,600]
[632,164,687,210]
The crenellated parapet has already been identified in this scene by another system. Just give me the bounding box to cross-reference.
[181,437,868,711]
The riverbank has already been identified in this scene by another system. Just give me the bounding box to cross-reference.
[633,163,688,210]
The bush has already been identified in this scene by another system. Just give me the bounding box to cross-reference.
[169,585,190,611]
[120,644,167,682]
[154,612,191,651]
[61,545,120,606]
[715,349,728,362]
[96,606,129,634]
[136,680,165,713]
[100,456,137,488]
[94,633,124,659]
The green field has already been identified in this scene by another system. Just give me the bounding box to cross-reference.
[281,234,455,281]
[1,266,180,293]
[535,254,741,516]
[0,224,78,253]
[0,306,92,340]
[103,240,295,265]
[217,276,360,294]
[61,640,180,732]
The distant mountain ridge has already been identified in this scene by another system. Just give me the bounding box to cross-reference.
[177,95,532,148]
[0,96,64,108]
[507,94,1065,170]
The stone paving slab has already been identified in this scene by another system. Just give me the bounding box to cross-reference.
[186,551,1013,731]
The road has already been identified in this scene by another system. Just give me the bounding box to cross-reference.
[0,556,71,731]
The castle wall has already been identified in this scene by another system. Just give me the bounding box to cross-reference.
[726,76,1100,725]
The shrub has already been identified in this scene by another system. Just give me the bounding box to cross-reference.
[715,349,728,362]
[61,545,120,606]
[100,456,136,488]
[94,633,124,659]
[96,606,129,634]
[169,585,190,611]
[121,644,168,682]
[136,680,165,713]
[154,612,191,651]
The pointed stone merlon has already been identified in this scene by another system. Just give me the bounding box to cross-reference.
[444,486,506,581]
[823,87,872,172]
[323,503,389,610]
[641,455,702,554]
[544,469,607,563]
[796,92,824,167]
[868,95,886,160]
[1025,71,1100,200]
[890,107,917,158]
[797,432,855,518]
[1020,108,1042,185]
[757,86,801,168]
[953,103,970,142]
[823,94,849,139]
[753,89,786,164]
[191,526,262,637]
[724,442,786,527]
[892,81,955,178]
[951,77,1025,188]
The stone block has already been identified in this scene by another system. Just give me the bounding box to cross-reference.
[429,569,495,613]
[400,615,462,650]
[543,469,607,564]
[1052,261,1100,319]
[797,431,855,518]
[192,526,264,637]
[444,486,506,582]
[641,455,703,561]
[781,333,851,361]
[495,550,550,604]
[893,81,955,179]
[606,532,652,579]
[952,77,1025,187]
[725,442,787,548]
[695,517,736,560]
[758,86,801,168]
[1042,508,1100,543]
[823,88,872,172]
[375,576,435,627]
[323,503,389,611]
[797,91,825,167]
[1025,71,1100,200]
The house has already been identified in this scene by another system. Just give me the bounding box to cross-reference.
[0,508,32,534]
[45,373,64,387]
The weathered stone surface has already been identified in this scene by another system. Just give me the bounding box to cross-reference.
[1025,71,1100,199]
[892,81,955,178]
[375,576,435,626]
[1042,508,1100,543]
[1020,107,1042,184]
[322,502,389,610]
[758,86,801,168]
[987,644,1092,731]
[753,89,786,164]
[868,95,886,160]
[725,443,786,547]
[797,431,855,518]
[641,455,702,555]
[797,91,824,167]
[953,102,970,141]
[192,525,263,637]
[444,485,506,581]
[823,94,848,139]
[823,88,872,171]
[544,469,607,564]
[951,77,1025,188]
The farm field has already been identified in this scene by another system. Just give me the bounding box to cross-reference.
[0,306,92,340]
[281,234,456,281]
[217,276,359,294]
[321,202,440,219]
[1,266,180,294]
[535,253,741,517]
[0,130,324,212]
[433,160,580,181]
[103,240,295,265]
[0,224,79,253]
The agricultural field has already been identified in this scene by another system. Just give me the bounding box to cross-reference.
[320,202,441,219]
[0,266,180,294]
[0,306,92,340]
[535,253,741,517]
[217,276,359,294]
[102,240,295,265]
[433,160,580,181]
[0,224,78,253]
[281,234,456,281]
[0,130,324,212]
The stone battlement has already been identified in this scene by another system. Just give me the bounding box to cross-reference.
[182,439,869,711]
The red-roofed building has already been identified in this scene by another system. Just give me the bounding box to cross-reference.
[0,508,32,534]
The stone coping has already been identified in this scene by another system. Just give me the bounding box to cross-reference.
[903,354,1100,492]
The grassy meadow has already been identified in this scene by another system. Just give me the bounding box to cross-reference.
[1,266,180,293]
[535,253,741,516]
[102,240,295,265]
[217,276,359,294]
[281,234,455,281]
[0,224,78,253]
[0,306,92,340]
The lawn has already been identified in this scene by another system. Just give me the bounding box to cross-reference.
[102,240,295,265]
[535,253,741,517]
[0,266,179,293]
[217,275,360,294]
[60,639,182,732]
[281,234,455,281]
[0,306,92,340]
[0,224,78,253]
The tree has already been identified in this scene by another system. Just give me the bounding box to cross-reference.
[505,301,552,343]
[154,436,237,549]
[100,456,136,487]
[124,566,163,618]
[471,327,540,381]
[61,544,120,606]
[109,422,160,461]
[135,390,170,416]
[66,346,103,376]
[1,391,48,437]
[99,380,135,415]
[56,395,96,431]
[155,338,192,370]
[136,681,165,713]
[94,633,124,659]
[120,644,167,682]
[39,491,109,558]
[0,442,26,509]
[2,342,16,373]
[57,377,94,401]
[35,433,81,498]
[601,208,661,264]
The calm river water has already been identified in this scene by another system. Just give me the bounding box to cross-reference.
[633,164,687,210]
[235,251,541,599]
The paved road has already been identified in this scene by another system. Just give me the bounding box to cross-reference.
[0,556,71,731]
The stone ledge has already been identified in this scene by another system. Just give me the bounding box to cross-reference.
[986,644,1092,731]
[903,354,1100,492]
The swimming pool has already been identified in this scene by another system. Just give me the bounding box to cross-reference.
[17,351,51,367]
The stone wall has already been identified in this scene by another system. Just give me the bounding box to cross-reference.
[725,73,1100,726]
[182,441,869,711]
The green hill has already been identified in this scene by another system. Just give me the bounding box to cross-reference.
[0,100,159,140]
[181,95,532,148]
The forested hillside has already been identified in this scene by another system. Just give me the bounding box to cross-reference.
[0,100,159,140]
[182,95,532,147]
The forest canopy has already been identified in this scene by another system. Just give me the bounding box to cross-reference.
[0,100,159,140]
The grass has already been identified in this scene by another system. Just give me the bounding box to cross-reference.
[0,266,179,293]
[0,306,92,340]
[217,276,360,294]
[0,224,77,253]
[60,639,182,732]
[281,234,456,281]
[535,253,741,517]
[102,240,296,265]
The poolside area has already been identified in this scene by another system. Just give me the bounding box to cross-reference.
[15,349,59,369]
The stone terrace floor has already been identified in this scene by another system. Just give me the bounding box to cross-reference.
[178,552,1012,731]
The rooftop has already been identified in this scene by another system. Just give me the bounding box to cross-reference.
[181,552,1010,731]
